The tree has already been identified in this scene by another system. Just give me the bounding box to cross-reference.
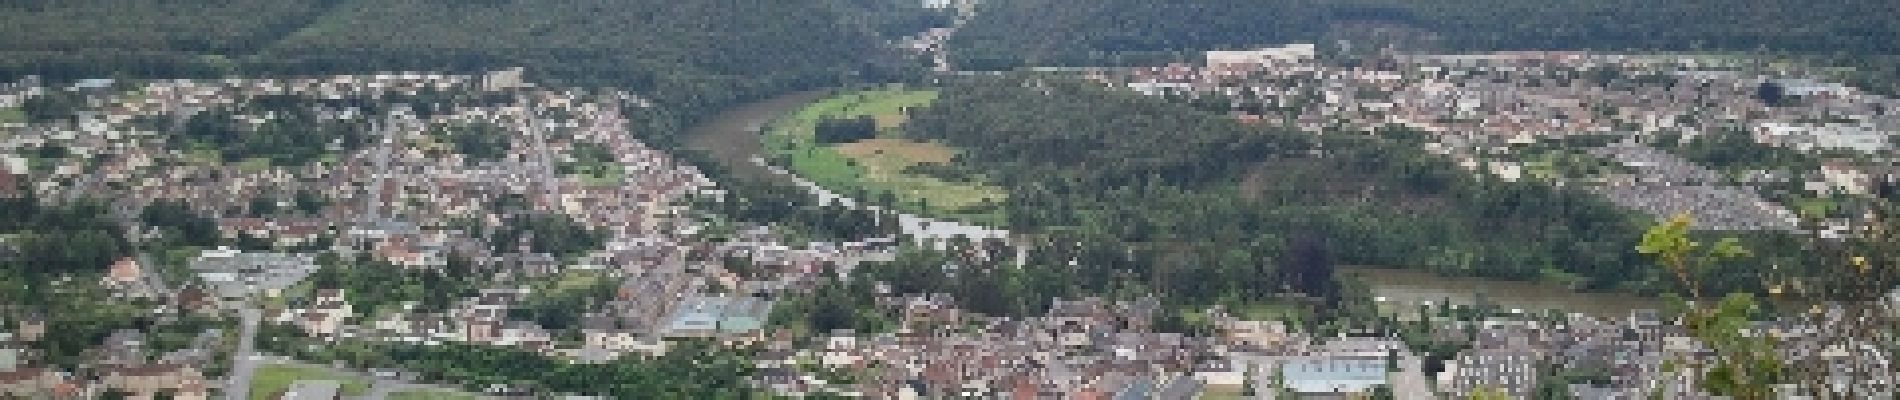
[293,189,328,215]
[1369,384,1395,400]
[814,116,878,144]
[1636,214,1783,399]
[1756,81,1786,106]
[141,199,220,247]
[1281,234,1338,306]
[19,91,86,123]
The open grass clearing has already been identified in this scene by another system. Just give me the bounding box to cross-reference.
[765,88,1007,223]
[831,139,1005,212]
[248,364,370,400]
[389,388,486,400]
[0,107,24,124]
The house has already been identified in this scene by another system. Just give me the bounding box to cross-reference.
[0,346,23,370]
[1820,162,1873,195]
[14,314,45,342]
[0,368,66,398]
[661,296,775,339]
[1441,349,1540,399]
[102,257,143,289]
[582,330,667,358]
[98,364,206,400]
[1754,122,1891,153]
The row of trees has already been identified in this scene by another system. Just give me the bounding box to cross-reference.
[174,102,372,166]
[0,0,340,54]
[256,329,761,399]
[676,148,899,242]
[431,122,511,164]
[303,253,487,316]
[489,213,606,260]
[0,195,130,288]
[812,116,879,144]
[0,191,164,368]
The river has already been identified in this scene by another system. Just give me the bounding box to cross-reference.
[681,90,1010,245]
[682,92,1663,317]
[682,90,829,185]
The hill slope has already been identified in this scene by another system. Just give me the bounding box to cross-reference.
[903,76,1809,293]
[0,0,912,122]
[950,0,1900,68]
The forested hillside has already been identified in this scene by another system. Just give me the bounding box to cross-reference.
[951,0,1900,69]
[0,0,916,131]
[0,0,338,54]
[900,76,1810,296]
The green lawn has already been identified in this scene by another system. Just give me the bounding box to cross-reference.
[389,388,485,400]
[548,269,607,292]
[248,364,370,400]
[237,157,274,172]
[0,107,24,124]
[766,88,1007,224]
[1790,196,1838,219]
[576,165,625,186]
[1227,301,1308,321]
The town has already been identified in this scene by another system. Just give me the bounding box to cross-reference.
[0,52,1897,399]
[1091,45,1900,235]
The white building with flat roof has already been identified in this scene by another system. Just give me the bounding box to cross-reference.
[1205,44,1316,69]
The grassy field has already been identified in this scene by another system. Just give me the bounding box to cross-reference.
[577,166,625,186]
[0,107,24,124]
[549,269,607,292]
[249,364,370,400]
[389,389,485,400]
[765,88,1006,223]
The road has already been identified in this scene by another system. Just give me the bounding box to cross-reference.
[1390,354,1433,400]
[224,307,261,400]
[281,360,488,400]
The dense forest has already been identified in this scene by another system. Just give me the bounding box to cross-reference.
[898,76,1812,299]
[0,195,130,290]
[950,0,1900,87]
[0,0,925,144]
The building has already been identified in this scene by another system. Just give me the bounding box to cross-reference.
[1754,122,1891,153]
[662,296,774,339]
[189,248,319,301]
[1442,349,1541,399]
[0,368,68,398]
[1277,356,1388,398]
[98,364,207,400]
[1205,44,1318,70]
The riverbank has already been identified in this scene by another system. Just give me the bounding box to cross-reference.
[681,90,831,185]
[680,90,1012,246]
[758,88,1007,224]
[683,91,1691,319]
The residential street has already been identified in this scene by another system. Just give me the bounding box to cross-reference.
[224,307,261,400]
